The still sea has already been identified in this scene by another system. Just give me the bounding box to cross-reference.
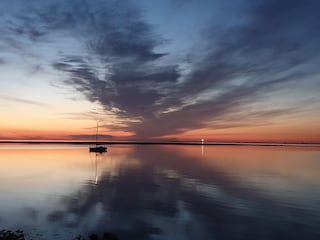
[0,144,319,240]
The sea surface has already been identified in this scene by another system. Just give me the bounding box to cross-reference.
[0,144,319,240]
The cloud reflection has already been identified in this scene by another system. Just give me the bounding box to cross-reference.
[47,146,320,239]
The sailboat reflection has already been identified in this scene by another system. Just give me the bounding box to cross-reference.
[95,154,98,185]
[90,152,106,185]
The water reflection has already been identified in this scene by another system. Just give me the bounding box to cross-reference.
[0,144,320,239]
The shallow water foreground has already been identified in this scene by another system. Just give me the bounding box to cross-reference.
[0,144,320,240]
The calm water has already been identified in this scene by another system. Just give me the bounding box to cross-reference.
[0,144,319,240]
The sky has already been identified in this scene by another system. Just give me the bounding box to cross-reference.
[0,0,319,143]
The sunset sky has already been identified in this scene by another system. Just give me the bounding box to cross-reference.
[0,0,319,143]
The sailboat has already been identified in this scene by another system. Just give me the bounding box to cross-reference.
[89,120,107,153]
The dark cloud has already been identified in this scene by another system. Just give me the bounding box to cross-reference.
[1,0,319,139]
[128,0,320,138]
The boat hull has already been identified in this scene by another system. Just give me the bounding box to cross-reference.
[89,146,107,153]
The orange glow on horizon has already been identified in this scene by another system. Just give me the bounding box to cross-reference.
[1,111,319,143]
[1,126,320,143]
[160,123,320,143]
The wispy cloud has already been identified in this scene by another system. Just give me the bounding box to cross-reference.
[0,95,49,107]
[69,134,113,140]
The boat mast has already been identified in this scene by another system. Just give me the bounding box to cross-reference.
[95,120,99,145]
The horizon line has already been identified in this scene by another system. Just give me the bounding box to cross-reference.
[0,140,320,147]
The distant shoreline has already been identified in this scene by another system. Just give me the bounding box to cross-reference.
[0,140,319,148]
